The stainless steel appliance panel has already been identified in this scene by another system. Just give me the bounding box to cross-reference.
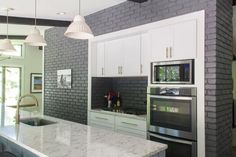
[148,132,197,157]
[151,60,194,84]
[147,87,197,140]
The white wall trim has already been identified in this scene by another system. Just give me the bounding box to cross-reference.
[41,46,45,116]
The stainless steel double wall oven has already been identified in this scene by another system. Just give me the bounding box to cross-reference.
[148,60,197,157]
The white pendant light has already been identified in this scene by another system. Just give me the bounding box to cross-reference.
[24,0,47,46]
[64,0,94,40]
[25,27,47,46]
[0,39,16,52]
[0,8,16,52]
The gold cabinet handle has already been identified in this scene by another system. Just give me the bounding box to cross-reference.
[140,64,143,74]
[118,66,120,74]
[102,68,104,75]
[166,47,169,58]
[95,117,108,121]
[121,122,138,126]
[169,47,172,58]
[120,66,123,75]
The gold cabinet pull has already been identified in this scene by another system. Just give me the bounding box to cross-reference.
[166,47,169,58]
[95,117,108,121]
[121,122,138,126]
[102,68,104,75]
[169,47,172,58]
[140,64,143,74]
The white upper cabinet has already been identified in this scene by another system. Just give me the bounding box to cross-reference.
[149,26,173,62]
[123,35,141,76]
[92,14,199,77]
[96,43,105,77]
[94,35,143,77]
[140,33,150,76]
[149,19,197,62]
[172,20,197,60]
[105,38,124,76]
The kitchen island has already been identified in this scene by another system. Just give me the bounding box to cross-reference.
[0,116,167,157]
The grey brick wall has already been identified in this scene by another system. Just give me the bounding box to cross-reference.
[207,0,233,156]
[92,77,147,110]
[44,0,233,156]
[44,27,88,124]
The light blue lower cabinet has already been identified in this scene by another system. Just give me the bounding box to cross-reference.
[150,151,165,157]
[89,111,147,138]
[0,136,39,157]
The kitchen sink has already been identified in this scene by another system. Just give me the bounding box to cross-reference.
[20,118,56,127]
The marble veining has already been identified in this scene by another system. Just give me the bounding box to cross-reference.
[0,116,167,157]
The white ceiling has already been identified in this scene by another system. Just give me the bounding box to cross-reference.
[0,0,126,21]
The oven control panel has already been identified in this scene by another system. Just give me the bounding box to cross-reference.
[149,87,197,97]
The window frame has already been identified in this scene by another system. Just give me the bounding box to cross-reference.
[0,40,25,59]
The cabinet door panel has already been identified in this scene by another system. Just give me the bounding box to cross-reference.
[123,35,141,76]
[96,43,105,76]
[172,20,197,60]
[105,39,123,76]
[141,33,150,76]
[149,26,172,62]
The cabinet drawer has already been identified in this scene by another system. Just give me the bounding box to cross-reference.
[90,112,115,124]
[116,117,146,132]
[116,127,146,139]
[89,122,114,131]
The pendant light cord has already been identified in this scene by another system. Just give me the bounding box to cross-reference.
[79,0,81,15]
[35,0,37,28]
[6,9,8,39]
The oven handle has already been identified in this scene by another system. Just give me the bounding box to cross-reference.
[149,95,193,101]
[149,133,194,145]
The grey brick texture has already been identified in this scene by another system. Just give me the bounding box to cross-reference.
[44,0,233,156]
[44,27,88,124]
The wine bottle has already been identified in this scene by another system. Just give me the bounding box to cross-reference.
[117,92,121,108]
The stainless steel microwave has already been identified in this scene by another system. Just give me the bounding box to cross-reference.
[151,60,194,84]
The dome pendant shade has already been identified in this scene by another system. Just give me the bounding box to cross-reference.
[64,15,94,40]
[0,39,16,52]
[25,28,47,46]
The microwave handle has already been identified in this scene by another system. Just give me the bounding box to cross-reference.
[152,63,157,83]
[149,95,193,101]
[149,133,193,145]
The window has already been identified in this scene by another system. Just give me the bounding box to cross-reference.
[0,67,21,126]
[1,45,22,57]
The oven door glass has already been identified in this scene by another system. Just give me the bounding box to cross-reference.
[149,133,197,157]
[154,63,191,83]
[150,96,194,132]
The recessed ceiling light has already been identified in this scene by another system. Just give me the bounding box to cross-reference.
[56,12,66,15]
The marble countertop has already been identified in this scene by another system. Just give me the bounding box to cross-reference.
[0,116,167,157]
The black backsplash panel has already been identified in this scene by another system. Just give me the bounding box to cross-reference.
[92,77,113,108]
[92,77,148,110]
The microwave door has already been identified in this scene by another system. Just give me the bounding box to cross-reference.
[151,60,193,84]
[154,65,166,83]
